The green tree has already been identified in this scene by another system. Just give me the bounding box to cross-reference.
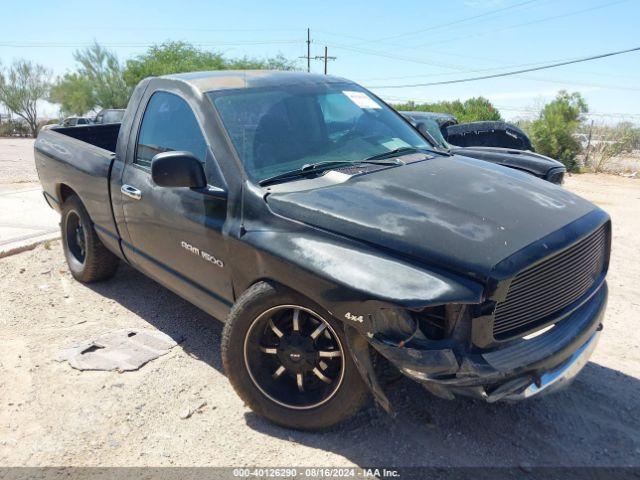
[530,91,587,171]
[392,97,502,123]
[50,42,130,115]
[225,53,295,71]
[49,73,94,116]
[123,41,297,88]
[0,60,51,137]
[459,97,502,123]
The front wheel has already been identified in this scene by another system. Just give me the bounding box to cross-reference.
[61,195,119,283]
[222,282,369,430]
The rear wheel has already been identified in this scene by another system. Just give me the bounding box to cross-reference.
[61,195,119,283]
[222,282,369,430]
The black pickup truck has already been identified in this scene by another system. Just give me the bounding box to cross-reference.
[35,71,610,430]
[401,111,566,184]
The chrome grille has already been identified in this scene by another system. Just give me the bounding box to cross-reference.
[493,225,607,339]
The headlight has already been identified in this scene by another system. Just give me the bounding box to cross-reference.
[547,168,565,185]
[370,305,451,345]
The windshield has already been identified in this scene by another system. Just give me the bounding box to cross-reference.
[404,114,450,149]
[419,118,450,149]
[209,83,430,182]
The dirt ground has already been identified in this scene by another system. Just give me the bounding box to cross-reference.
[1,169,639,467]
[0,139,38,187]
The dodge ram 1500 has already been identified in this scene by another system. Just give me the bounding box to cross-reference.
[35,71,610,430]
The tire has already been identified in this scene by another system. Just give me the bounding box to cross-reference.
[60,194,119,283]
[222,282,369,430]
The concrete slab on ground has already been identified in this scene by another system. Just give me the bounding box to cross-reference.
[0,185,60,258]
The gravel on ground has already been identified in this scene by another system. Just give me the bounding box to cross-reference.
[0,139,38,187]
[0,172,638,467]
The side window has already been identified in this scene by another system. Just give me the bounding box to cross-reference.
[135,91,208,168]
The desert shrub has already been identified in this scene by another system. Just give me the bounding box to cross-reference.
[530,91,587,171]
[587,122,638,173]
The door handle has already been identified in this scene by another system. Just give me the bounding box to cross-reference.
[121,184,142,200]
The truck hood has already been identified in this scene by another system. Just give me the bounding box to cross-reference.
[449,146,564,176]
[265,155,597,280]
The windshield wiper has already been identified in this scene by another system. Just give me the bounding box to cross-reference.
[364,146,451,161]
[258,158,403,186]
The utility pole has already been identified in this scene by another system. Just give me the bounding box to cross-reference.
[307,28,311,73]
[584,119,595,166]
[313,46,336,75]
[298,29,311,72]
[300,32,337,74]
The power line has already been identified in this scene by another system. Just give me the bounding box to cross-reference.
[495,105,640,119]
[0,40,301,48]
[352,50,640,84]
[321,42,464,70]
[358,70,640,93]
[352,0,541,45]
[413,0,630,49]
[352,54,590,82]
[68,27,301,33]
[515,75,640,92]
[366,46,640,89]
[315,0,550,50]
[318,0,630,70]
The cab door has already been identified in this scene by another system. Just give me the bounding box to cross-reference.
[119,90,233,319]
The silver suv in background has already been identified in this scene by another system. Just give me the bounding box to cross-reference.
[61,116,93,127]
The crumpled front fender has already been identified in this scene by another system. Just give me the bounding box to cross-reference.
[235,229,485,337]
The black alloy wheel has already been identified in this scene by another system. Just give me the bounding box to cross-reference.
[243,305,345,410]
[64,210,86,264]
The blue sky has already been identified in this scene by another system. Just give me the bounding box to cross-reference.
[2,0,639,122]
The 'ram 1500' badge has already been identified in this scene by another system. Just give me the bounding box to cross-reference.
[180,241,224,268]
[344,312,364,323]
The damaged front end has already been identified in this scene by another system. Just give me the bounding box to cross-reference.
[343,213,610,413]
[345,279,607,413]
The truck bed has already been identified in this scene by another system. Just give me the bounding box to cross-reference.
[34,123,122,257]
[49,123,121,152]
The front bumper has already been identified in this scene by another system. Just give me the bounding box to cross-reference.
[499,328,600,401]
[368,281,607,402]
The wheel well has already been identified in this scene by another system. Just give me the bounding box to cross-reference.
[58,184,76,204]
[244,279,303,302]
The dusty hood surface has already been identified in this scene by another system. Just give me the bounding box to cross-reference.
[266,156,598,279]
[450,146,564,176]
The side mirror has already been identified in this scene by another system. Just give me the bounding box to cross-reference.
[151,151,206,189]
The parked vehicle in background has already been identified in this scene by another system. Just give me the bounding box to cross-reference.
[94,109,126,125]
[402,110,533,150]
[402,111,566,184]
[449,121,533,151]
[61,116,93,127]
[35,71,608,430]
